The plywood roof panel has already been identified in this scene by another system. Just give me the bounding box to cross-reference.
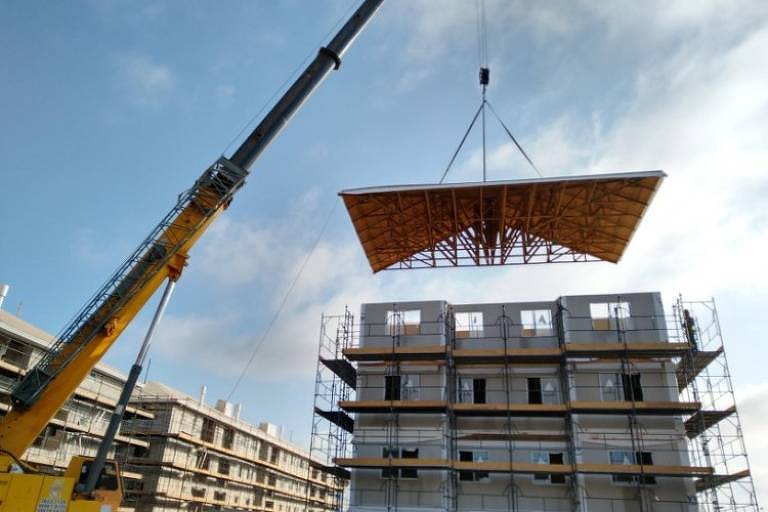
[340,171,664,272]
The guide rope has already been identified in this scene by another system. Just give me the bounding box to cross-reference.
[226,200,339,401]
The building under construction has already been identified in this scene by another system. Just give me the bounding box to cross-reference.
[0,302,151,492]
[122,382,342,512]
[0,290,341,512]
[307,293,758,512]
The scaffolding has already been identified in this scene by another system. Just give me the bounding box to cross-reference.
[675,298,758,512]
[306,310,357,512]
[326,293,758,512]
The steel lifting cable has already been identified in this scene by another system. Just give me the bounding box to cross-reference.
[439,0,543,183]
[438,102,484,184]
[485,101,543,178]
[226,200,339,401]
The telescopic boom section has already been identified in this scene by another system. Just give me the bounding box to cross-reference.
[0,0,383,459]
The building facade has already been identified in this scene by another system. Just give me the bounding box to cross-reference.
[319,293,757,512]
[0,304,340,512]
[0,309,152,496]
[122,382,341,512]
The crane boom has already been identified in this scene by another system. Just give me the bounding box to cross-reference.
[0,0,383,459]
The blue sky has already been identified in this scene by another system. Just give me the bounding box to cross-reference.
[1,0,767,496]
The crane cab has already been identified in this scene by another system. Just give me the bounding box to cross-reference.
[66,456,123,511]
[0,455,122,512]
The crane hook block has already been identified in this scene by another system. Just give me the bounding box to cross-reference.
[479,67,490,86]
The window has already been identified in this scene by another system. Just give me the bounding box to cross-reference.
[590,302,631,330]
[455,312,483,338]
[384,375,401,401]
[610,451,656,485]
[521,310,553,336]
[622,373,643,401]
[401,448,419,479]
[458,451,489,482]
[600,373,643,401]
[402,374,420,400]
[531,452,565,484]
[201,417,216,443]
[219,459,230,476]
[528,378,542,404]
[196,450,210,470]
[222,427,235,449]
[541,378,557,403]
[386,310,421,335]
[459,378,486,404]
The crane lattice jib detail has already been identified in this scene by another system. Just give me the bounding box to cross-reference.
[10,157,247,408]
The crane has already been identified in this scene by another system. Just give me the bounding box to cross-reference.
[0,1,384,510]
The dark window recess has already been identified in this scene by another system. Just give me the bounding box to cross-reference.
[222,427,235,449]
[385,375,401,401]
[401,449,419,479]
[621,373,644,401]
[550,453,565,484]
[458,451,487,481]
[612,451,656,484]
[528,378,542,404]
[458,451,473,481]
[473,379,486,404]
[636,452,656,485]
[201,418,216,443]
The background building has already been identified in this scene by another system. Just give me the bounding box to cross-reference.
[0,307,151,505]
[122,382,341,512]
[0,296,340,512]
[310,292,758,512]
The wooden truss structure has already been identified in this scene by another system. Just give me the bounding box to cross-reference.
[340,171,665,272]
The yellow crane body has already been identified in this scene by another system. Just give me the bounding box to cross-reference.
[0,2,383,510]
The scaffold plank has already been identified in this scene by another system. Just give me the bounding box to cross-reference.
[676,348,723,390]
[684,406,736,438]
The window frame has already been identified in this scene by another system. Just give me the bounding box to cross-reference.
[520,309,554,337]
[455,311,484,338]
[386,309,421,336]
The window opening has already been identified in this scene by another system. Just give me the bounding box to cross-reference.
[521,310,553,336]
[610,451,655,484]
[386,309,421,335]
[528,377,542,404]
[622,373,643,401]
[401,448,419,479]
[532,452,565,484]
[459,450,489,481]
[384,375,401,401]
[402,374,419,400]
[590,302,631,330]
[455,312,484,338]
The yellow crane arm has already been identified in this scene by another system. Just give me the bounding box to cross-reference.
[0,175,229,457]
[0,0,384,463]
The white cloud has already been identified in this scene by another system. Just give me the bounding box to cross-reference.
[214,84,235,100]
[115,53,176,107]
[734,383,768,506]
